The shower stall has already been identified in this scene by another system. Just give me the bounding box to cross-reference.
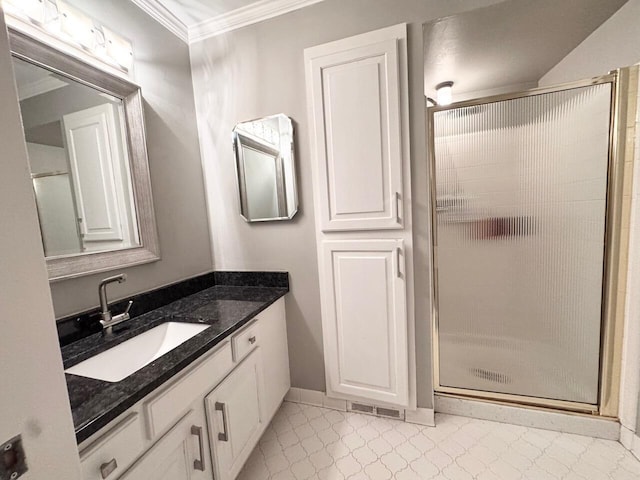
[429,72,629,413]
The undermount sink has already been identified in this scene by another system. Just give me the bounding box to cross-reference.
[65,322,210,382]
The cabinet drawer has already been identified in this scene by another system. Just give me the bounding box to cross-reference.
[80,413,144,480]
[144,341,233,439]
[232,322,259,362]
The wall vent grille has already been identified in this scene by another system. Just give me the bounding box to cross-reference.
[348,402,404,420]
[376,407,402,419]
[350,402,375,414]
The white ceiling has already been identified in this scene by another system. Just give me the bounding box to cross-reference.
[154,0,256,26]
[12,59,69,101]
[423,0,629,100]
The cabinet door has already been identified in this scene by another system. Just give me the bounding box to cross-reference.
[120,409,211,480]
[257,298,291,419]
[321,239,409,406]
[63,103,126,249]
[305,25,407,231]
[205,349,265,480]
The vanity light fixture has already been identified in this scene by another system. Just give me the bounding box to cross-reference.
[103,26,134,71]
[2,0,47,25]
[57,1,96,50]
[3,0,134,76]
[436,81,454,106]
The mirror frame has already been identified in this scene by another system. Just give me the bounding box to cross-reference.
[232,114,298,222]
[9,28,160,281]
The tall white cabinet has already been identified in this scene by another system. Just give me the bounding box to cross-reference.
[305,24,415,409]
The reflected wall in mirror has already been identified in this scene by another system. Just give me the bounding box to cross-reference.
[10,28,159,281]
[15,57,139,257]
[233,114,298,222]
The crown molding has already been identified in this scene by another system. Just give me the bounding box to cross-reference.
[188,0,326,43]
[129,0,189,43]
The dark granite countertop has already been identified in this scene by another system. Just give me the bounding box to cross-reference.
[62,284,287,444]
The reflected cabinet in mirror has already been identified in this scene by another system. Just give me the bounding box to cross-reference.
[9,29,159,281]
[233,114,298,222]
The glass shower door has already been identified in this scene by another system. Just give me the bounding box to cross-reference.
[431,81,614,406]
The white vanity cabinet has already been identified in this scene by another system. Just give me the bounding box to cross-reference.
[205,349,265,480]
[77,297,289,480]
[78,413,145,480]
[119,409,209,480]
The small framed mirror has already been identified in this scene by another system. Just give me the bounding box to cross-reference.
[9,28,159,281]
[233,114,298,222]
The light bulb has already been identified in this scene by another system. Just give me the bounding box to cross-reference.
[102,26,133,71]
[436,81,454,106]
[4,0,46,24]
[58,0,96,49]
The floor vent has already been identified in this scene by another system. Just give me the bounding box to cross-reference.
[350,402,375,414]
[376,407,402,419]
[348,402,404,420]
[470,367,511,384]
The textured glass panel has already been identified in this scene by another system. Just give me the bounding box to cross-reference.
[434,84,612,404]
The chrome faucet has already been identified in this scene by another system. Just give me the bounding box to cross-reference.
[99,273,133,335]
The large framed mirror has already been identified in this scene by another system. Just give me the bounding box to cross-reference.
[233,114,298,222]
[9,28,159,281]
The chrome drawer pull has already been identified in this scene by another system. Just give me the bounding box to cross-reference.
[100,458,118,479]
[248,336,257,344]
[191,425,205,471]
[215,402,229,441]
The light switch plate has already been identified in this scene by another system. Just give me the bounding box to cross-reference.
[0,435,27,480]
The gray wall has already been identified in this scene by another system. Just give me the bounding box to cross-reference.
[0,9,81,477]
[49,0,212,317]
[540,0,640,85]
[19,80,108,130]
[190,0,504,407]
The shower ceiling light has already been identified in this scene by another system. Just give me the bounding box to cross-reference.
[436,81,454,106]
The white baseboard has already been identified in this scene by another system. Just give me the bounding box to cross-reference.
[621,425,640,460]
[435,395,620,440]
[285,388,435,426]
[405,407,436,427]
[285,387,347,411]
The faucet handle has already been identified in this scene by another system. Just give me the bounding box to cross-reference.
[123,300,133,314]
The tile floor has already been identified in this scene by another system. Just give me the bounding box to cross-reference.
[237,401,640,480]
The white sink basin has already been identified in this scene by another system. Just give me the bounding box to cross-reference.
[65,322,210,382]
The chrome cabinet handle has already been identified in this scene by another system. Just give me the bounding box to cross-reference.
[395,192,402,224]
[396,247,402,278]
[215,402,229,441]
[191,425,205,471]
[248,335,257,344]
[100,458,118,479]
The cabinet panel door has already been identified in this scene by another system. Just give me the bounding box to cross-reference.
[205,349,265,480]
[63,103,127,250]
[257,298,291,419]
[321,239,408,406]
[306,34,405,231]
[120,410,211,480]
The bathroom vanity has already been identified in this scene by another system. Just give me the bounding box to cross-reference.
[60,272,290,480]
